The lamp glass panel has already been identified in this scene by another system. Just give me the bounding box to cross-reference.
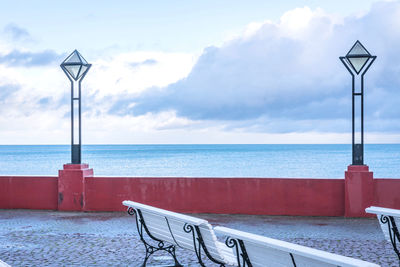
[65,65,81,80]
[78,65,88,79]
[65,52,81,64]
[348,42,369,56]
[80,55,88,65]
[348,57,368,74]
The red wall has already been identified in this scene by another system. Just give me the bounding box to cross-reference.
[84,177,344,216]
[0,172,399,217]
[0,176,58,210]
[373,179,400,209]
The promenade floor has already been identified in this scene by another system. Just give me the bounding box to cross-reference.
[0,210,397,266]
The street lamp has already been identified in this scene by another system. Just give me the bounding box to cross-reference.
[60,50,91,164]
[340,41,376,165]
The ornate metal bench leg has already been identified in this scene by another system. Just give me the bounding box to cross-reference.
[142,242,153,267]
[128,207,183,267]
[166,245,183,267]
[226,237,252,267]
[184,223,206,267]
[380,215,400,263]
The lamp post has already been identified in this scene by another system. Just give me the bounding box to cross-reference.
[60,50,91,164]
[340,41,376,165]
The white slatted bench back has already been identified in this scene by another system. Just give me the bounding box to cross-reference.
[122,201,236,265]
[365,206,400,243]
[215,226,380,267]
[140,209,195,250]
[197,223,237,265]
[123,201,205,251]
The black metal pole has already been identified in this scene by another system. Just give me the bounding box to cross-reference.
[361,75,364,165]
[353,77,363,165]
[352,75,356,165]
[71,80,75,163]
[71,81,81,164]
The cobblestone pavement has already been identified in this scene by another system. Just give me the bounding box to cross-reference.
[0,210,398,267]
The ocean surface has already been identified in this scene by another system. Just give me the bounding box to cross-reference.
[0,144,399,178]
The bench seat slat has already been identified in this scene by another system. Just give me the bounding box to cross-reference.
[215,226,380,267]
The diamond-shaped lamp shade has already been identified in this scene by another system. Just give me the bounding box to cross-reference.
[61,50,91,81]
[345,41,371,74]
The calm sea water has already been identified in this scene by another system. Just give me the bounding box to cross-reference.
[0,144,398,178]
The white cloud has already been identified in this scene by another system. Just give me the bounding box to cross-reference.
[87,51,196,98]
[130,1,400,140]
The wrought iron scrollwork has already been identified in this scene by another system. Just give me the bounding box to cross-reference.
[126,207,183,267]
[225,237,252,267]
[380,215,400,262]
[183,223,226,266]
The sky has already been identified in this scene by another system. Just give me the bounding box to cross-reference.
[0,0,399,144]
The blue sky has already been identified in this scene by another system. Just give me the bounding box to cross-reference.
[0,0,380,53]
[0,0,399,144]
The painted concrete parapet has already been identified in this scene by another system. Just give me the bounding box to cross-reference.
[0,176,58,210]
[344,165,374,217]
[58,164,93,211]
[84,177,345,215]
[0,163,399,217]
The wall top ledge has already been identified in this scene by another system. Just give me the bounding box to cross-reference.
[63,163,90,170]
[347,165,370,172]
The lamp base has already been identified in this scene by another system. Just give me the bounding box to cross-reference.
[344,165,374,217]
[58,163,93,211]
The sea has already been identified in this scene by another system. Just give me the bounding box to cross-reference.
[0,144,399,178]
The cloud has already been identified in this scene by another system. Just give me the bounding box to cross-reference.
[127,2,400,134]
[130,58,158,68]
[0,84,19,102]
[0,49,62,67]
[3,24,31,41]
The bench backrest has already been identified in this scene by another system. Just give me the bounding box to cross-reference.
[365,206,400,243]
[215,226,380,267]
[122,201,229,263]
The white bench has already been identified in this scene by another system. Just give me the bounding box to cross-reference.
[366,206,400,263]
[215,226,380,267]
[123,200,237,266]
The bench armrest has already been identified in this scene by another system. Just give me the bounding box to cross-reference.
[366,206,400,217]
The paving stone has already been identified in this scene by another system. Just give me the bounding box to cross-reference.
[0,210,398,266]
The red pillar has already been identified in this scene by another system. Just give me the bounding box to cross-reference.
[344,165,374,217]
[58,164,93,211]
